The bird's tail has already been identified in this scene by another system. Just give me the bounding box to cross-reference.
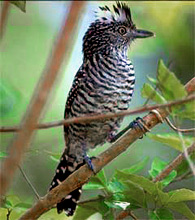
[49,153,85,216]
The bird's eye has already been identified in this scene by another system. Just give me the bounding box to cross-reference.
[118,27,127,35]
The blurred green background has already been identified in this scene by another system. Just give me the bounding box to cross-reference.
[0,1,194,219]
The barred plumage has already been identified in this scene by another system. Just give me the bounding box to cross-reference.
[49,1,153,216]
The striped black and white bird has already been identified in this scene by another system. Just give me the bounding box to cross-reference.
[49,2,154,216]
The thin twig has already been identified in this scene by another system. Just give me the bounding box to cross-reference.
[0,94,194,133]
[178,132,195,175]
[165,117,195,133]
[153,142,195,182]
[172,171,192,183]
[0,1,86,201]
[18,166,40,200]
[0,1,10,39]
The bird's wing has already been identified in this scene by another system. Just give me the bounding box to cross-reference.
[64,67,86,133]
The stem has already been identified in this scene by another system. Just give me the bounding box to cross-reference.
[18,166,40,200]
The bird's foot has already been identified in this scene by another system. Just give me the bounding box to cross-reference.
[83,154,96,174]
[129,117,150,139]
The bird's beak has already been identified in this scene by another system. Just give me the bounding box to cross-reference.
[132,29,155,38]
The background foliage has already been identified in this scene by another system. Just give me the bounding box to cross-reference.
[0,1,194,219]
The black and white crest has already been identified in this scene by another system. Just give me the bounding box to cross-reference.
[96,1,132,24]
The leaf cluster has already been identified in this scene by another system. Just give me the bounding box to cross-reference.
[74,158,194,220]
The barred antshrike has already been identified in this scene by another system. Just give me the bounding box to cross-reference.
[49,2,154,216]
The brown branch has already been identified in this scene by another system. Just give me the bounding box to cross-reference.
[0,93,194,133]
[0,1,10,39]
[153,142,195,182]
[0,1,86,201]
[19,78,194,219]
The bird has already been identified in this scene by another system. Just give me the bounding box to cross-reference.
[49,1,154,216]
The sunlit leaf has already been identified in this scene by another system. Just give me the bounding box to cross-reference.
[141,83,166,104]
[174,100,195,120]
[157,60,187,101]
[83,170,107,190]
[115,171,157,195]
[149,157,177,186]
[147,133,194,152]
[168,189,195,203]
[147,76,158,85]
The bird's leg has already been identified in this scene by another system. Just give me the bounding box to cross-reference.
[109,117,150,143]
[82,144,96,174]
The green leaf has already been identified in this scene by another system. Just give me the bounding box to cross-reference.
[0,81,21,117]
[147,76,158,85]
[121,180,145,207]
[168,189,195,203]
[74,200,109,220]
[157,60,187,101]
[0,152,8,159]
[2,199,13,209]
[121,157,149,174]
[10,1,26,12]
[6,195,21,207]
[83,170,107,190]
[149,157,177,186]
[175,100,195,120]
[14,202,31,210]
[156,208,174,220]
[149,208,174,220]
[148,210,160,220]
[115,171,157,195]
[147,133,194,152]
[167,202,195,220]
[141,83,166,104]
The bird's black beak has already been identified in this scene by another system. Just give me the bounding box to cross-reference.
[132,29,154,39]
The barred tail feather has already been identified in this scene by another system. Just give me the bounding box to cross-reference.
[49,153,85,216]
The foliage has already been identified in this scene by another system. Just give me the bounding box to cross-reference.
[1,1,194,219]
[142,60,195,120]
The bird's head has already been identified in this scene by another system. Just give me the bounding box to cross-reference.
[83,2,154,57]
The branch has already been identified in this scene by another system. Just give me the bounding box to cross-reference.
[0,1,86,200]
[0,1,10,39]
[0,93,194,133]
[19,77,194,219]
[153,142,195,182]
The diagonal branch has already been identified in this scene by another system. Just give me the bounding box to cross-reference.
[19,77,194,219]
[0,93,194,133]
[0,1,86,201]
[153,142,195,182]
